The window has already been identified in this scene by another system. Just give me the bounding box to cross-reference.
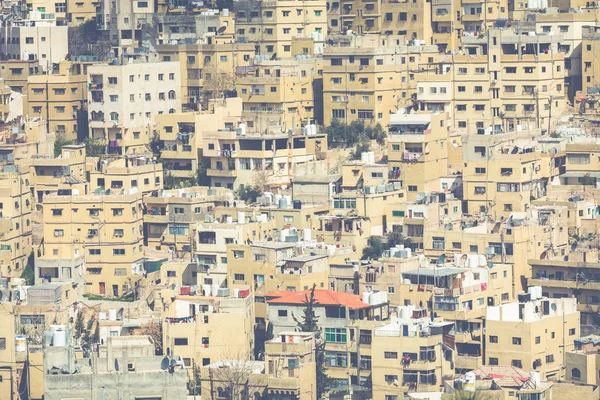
[489,335,498,343]
[384,352,398,359]
[546,354,554,363]
[408,185,417,192]
[325,328,347,343]
[489,357,498,365]
[108,77,117,84]
[89,249,101,255]
[385,374,398,383]
[54,229,64,237]
[278,310,288,317]
[113,249,126,255]
[174,338,188,346]
[569,328,576,336]
[568,153,590,164]
[512,360,523,368]
[234,273,245,281]
[52,209,63,216]
[114,229,124,237]
[512,337,522,345]
[572,368,581,380]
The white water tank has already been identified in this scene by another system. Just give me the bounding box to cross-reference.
[399,306,411,320]
[303,228,312,241]
[226,216,233,224]
[53,327,66,347]
[368,152,375,163]
[238,122,246,136]
[202,284,211,296]
[536,286,543,299]
[211,284,220,296]
[530,371,541,388]
[233,288,240,298]
[237,211,245,224]
[362,292,371,304]
[361,152,369,163]
[465,371,476,391]
[98,312,107,320]
[478,255,487,267]
[108,309,117,321]
[528,286,538,300]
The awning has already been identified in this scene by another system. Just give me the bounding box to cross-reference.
[560,172,600,178]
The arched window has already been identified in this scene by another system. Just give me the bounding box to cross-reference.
[169,108,176,114]
[572,368,581,379]
[110,112,119,121]
[168,90,176,99]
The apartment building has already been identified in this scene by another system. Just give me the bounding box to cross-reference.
[203,129,327,189]
[156,8,236,44]
[26,0,68,22]
[156,40,254,109]
[234,0,327,57]
[0,59,41,97]
[163,294,254,366]
[266,288,390,388]
[461,132,560,218]
[371,315,453,397]
[143,186,233,254]
[431,0,509,51]
[29,144,88,205]
[0,164,33,278]
[423,213,569,294]
[38,189,145,297]
[96,0,155,53]
[385,192,462,249]
[485,296,580,380]
[66,0,98,25]
[88,61,181,155]
[565,335,600,386]
[335,0,432,39]
[582,25,600,96]
[154,97,243,179]
[88,155,163,195]
[27,62,89,140]
[561,142,600,185]
[529,250,600,333]
[323,35,440,127]
[236,57,321,131]
[387,112,449,201]
[532,10,599,99]
[0,304,16,400]
[0,11,68,72]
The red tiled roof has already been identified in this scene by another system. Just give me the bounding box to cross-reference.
[266,289,372,310]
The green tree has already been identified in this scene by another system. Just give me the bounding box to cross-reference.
[84,138,105,157]
[361,231,412,260]
[187,360,202,396]
[234,185,263,203]
[196,158,210,186]
[452,390,492,400]
[54,134,75,157]
[581,173,595,186]
[292,284,330,399]
[20,252,35,285]
[349,140,371,160]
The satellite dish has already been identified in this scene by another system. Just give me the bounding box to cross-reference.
[218,26,227,34]
[161,356,169,370]
[114,359,119,372]
[170,359,178,367]
[270,53,277,60]
[551,303,557,311]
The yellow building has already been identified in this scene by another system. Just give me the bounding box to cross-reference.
[29,144,88,205]
[322,35,440,127]
[163,293,254,366]
[387,112,449,201]
[0,303,16,400]
[27,61,90,140]
[485,296,580,380]
[234,0,327,57]
[236,57,322,131]
[565,335,600,387]
[582,25,600,97]
[38,190,145,297]
[156,40,254,108]
[0,164,33,278]
[154,97,244,180]
[0,59,41,100]
[0,78,12,124]
[67,0,98,25]
[88,155,163,195]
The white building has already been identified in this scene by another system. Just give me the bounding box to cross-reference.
[87,61,182,155]
[0,11,68,72]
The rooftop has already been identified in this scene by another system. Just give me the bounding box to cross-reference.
[472,365,530,388]
[266,289,372,310]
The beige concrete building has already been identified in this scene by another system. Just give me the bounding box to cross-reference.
[154,97,243,180]
[387,112,449,201]
[27,61,90,140]
[0,11,69,72]
[323,35,441,127]
[234,0,327,57]
[236,57,322,131]
[0,303,16,400]
[96,0,155,53]
[582,25,600,96]
[163,293,254,367]
[0,59,41,98]
[0,79,12,124]
[88,155,163,195]
[88,61,182,155]
[0,164,33,278]
[38,189,145,297]
[565,335,600,387]
[67,0,98,25]
[485,296,580,380]
[156,40,254,109]
[29,144,88,205]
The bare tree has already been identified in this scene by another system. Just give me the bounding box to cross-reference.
[207,356,266,400]
[252,168,275,192]
[132,320,163,355]
[202,66,235,103]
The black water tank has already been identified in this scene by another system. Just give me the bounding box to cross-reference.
[293,200,302,209]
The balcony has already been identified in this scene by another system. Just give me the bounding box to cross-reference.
[528,277,600,290]
[402,152,424,162]
[207,168,237,177]
[455,355,482,370]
